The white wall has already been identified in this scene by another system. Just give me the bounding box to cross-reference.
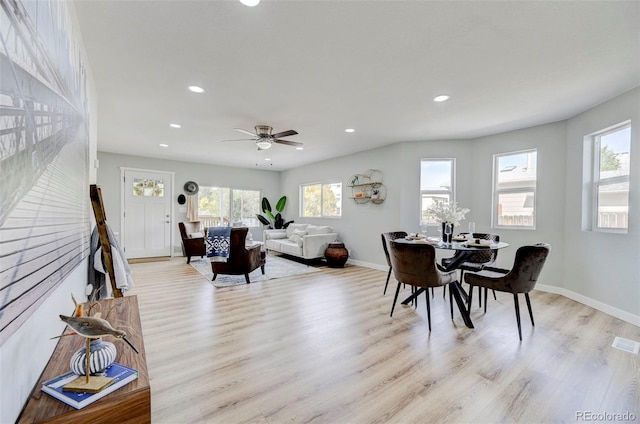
[0,3,98,422]
[468,121,568,278]
[280,91,638,324]
[96,152,282,251]
[563,87,640,322]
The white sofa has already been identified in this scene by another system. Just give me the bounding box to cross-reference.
[264,223,339,260]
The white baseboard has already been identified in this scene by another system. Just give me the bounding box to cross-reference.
[352,261,640,327]
[348,259,387,271]
[536,284,640,327]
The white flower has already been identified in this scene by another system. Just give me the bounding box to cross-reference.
[424,200,470,226]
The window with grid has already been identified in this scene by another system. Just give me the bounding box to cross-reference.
[591,123,631,231]
[198,186,261,227]
[301,182,342,218]
[420,159,454,225]
[493,150,537,228]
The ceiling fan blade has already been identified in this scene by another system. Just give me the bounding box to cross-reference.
[274,139,303,147]
[271,129,298,139]
[234,128,258,137]
[220,138,257,142]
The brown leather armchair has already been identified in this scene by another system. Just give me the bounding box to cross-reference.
[211,227,266,284]
[464,243,550,340]
[178,222,206,264]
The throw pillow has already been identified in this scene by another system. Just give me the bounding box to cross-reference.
[188,232,204,238]
[306,225,333,235]
[286,223,308,238]
[288,229,307,247]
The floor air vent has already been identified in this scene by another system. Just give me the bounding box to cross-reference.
[612,337,640,354]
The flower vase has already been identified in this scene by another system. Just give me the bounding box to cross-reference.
[69,338,117,376]
[441,222,454,243]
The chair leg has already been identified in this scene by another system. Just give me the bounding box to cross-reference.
[483,287,488,313]
[431,287,435,298]
[412,286,417,308]
[492,289,497,300]
[442,284,446,298]
[525,293,535,326]
[449,285,454,319]
[425,289,432,332]
[383,267,392,295]
[513,293,522,341]
[467,284,473,313]
[244,274,251,284]
[261,265,265,274]
[212,273,217,281]
[390,283,402,317]
[187,256,191,264]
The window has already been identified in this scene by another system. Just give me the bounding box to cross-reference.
[198,186,261,227]
[420,159,454,225]
[132,178,164,197]
[592,123,631,230]
[301,182,342,217]
[493,150,537,228]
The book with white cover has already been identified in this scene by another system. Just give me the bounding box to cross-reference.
[41,362,138,409]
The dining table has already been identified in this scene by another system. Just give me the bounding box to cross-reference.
[395,236,509,328]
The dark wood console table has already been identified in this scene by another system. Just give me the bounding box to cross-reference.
[18,296,150,424]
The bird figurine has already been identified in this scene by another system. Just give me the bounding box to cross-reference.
[59,315,139,354]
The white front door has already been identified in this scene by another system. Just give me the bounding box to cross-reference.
[122,169,173,259]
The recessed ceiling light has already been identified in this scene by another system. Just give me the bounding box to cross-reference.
[159,144,169,148]
[169,123,181,128]
[239,0,260,6]
[433,94,450,102]
[188,85,205,93]
[264,158,271,161]
[296,147,304,150]
[345,128,355,133]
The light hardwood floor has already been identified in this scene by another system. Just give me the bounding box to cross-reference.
[128,257,640,424]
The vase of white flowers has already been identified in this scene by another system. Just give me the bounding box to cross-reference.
[425,200,470,242]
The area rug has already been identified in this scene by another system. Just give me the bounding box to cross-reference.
[189,254,321,287]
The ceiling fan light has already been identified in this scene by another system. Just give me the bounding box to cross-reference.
[256,140,272,149]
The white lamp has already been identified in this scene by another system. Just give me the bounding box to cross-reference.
[256,139,272,150]
[239,0,260,6]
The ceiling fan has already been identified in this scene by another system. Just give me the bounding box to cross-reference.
[221,125,302,150]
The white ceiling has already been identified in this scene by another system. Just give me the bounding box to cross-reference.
[73,0,640,171]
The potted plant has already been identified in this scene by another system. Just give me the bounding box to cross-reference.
[256,196,294,229]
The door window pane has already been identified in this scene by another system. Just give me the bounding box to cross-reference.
[132,178,164,197]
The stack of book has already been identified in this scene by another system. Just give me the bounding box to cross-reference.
[41,362,138,409]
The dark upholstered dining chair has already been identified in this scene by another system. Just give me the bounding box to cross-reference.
[211,227,266,284]
[441,232,500,306]
[464,243,550,340]
[178,221,206,264]
[388,240,458,331]
[381,231,408,295]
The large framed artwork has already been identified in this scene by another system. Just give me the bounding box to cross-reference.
[0,0,91,345]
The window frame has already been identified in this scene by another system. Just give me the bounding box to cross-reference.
[590,122,631,233]
[420,158,455,226]
[300,181,342,218]
[492,149,537,230]
[197,186,262,228]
